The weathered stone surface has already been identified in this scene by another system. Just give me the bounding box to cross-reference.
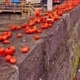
[69,5,80,27]
[40,5,80,80]
[63,13,70,31]
[0,60,17,80]
[41,18,67,69]
[19,40,44,80]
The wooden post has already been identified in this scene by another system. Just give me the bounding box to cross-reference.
[27,2,31,17]
[21,1,26,18]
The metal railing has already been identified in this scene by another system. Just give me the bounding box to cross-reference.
[0,1,41,12]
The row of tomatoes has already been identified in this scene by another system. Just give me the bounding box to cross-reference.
[0,45,30,64]
[0,0,80,64]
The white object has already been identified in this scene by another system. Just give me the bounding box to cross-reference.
[78,69,80,72]
[47,0,53,11]
[10,65,19,80]
[26,0,41,3]
[47,18,52,21]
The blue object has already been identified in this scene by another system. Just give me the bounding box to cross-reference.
[11,0,20,4]
[42,0,47,5]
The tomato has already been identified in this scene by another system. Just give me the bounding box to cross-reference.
[25,30,30,34]
[35,9,41,17]
[41,25,45,29]
[5,48,14,55]
[44,23,49,28]
[32,26,37,32]
[7,33,12,38]
[17,33,22,38]
[28,29,33,34]
[16,26,21,30]
[25,26,30,30]
[48,24,52,27]
[1,35,8,41]
[54,14,60,21]
[7,32,12,38]
[2,32,8,36]
[3,40,10,44]
[37,29,42,33]
[34,18,37,23]
[10,57,17,64]
[21,46,30,53]
[41,23,49,29]
[0,36,2,41]
[42,17,46,22]
[57,11,63,16]
[34,35,40,40]
[37,18,41,23]
[51,17,54,22]
[21,23,27,28]
[32,29,37,33]
[29,21,35,27]
[5,55,12,62]
[0,47,5,56]
[10,26,16,31]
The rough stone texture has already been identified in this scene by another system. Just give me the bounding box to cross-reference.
[40,5,80,80]
[0,4,80,80]
[69,5,80,27]
[0,60,17,80]
[19,40,44,80]
[41,18,67,68]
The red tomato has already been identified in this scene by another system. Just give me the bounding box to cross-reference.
[16,26,21,30]
[7,31,12,38]
[37,29,42,33]
[3,40,10,44]
[28,29,33,34]
[51,17,54,22]
[10,57,17,64]
[34,35,40,40]
[17,33,22,38]
[25,26,30,30]
[54,14,60,21]
[48,24,52,27]
[1,35,8,41]
[0,47,5,56]
[0,36,2,41]
[5,55,12,62]
[21,23,27,28]
[21,46,30,53]
[44,23,49,28]
[2,32,8,36]
[10,26,16,31]
[57,11,63,16]
[41,25,45,29]
[7,33,12,38]
[29,21,35,27]
[35,9,41,17]
[5,48,14,55]
[37,18,41,23]
[25,30,30,34]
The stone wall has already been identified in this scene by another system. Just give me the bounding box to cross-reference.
[0,5,80,80]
